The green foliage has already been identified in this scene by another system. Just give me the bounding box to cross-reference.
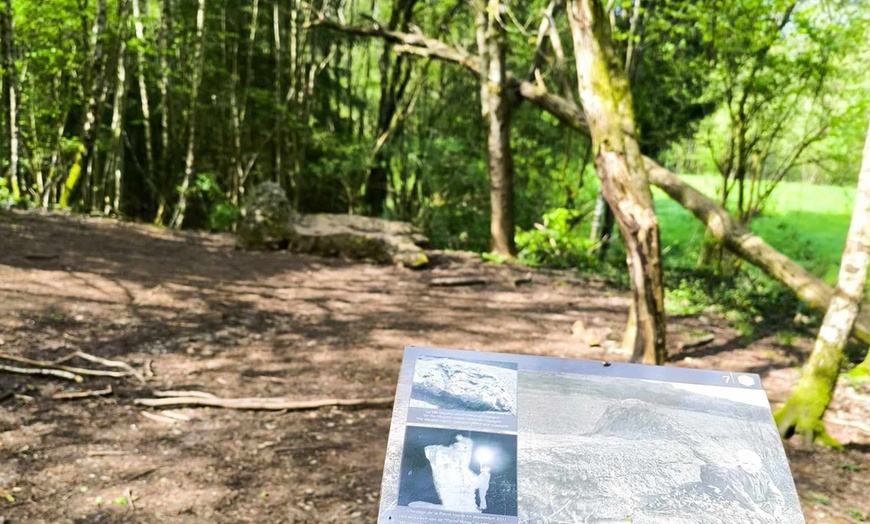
[516,208,599,269]
[0,179,14,209]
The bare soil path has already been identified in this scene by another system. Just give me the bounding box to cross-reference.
[0,210,867,523]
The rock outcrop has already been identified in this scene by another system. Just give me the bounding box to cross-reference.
[237,182,297,249]
[287,213,429,268]
[237,183,428,268]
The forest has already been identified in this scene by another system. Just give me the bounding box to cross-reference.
[0,0,869,521]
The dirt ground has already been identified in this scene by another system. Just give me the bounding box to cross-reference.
[0,210,867,524]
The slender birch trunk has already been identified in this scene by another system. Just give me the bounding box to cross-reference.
[2,0,19,199]
[774,121,870,447]
[60,0,107,208]
[476,0,516,256]
[273,1,283,185]
[568,0,667,364]
[169,0,205,229]
[132,0,155,201]
[155,0,172,223]
[103,0,131,214]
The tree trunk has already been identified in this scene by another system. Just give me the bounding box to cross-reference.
[168,0,205,229]
[102,0,130,215]
[132,0,156,207]
[1,0,19,199]
[272,1,283,185]
[60,0,108,208]
[155,0,172,223]
[568,0,666,364]
[477,0,516,257]
[365,0,417,216]
[774,121,870,447]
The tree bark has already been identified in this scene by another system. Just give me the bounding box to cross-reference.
[168,0,205,229]
[60,0,108,208]
[1,0,19,199]
[155,0,172,223]
[132,0,156,207]
[272,1,283,185]
[102,0,131,214]
[774,121,870,447]
[365,0,418,216]
[318,20,870,346]
[477,0,516,256]
[568,0,666,364]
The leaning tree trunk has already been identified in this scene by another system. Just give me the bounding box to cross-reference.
[320,21,870,346]
[1,0,19,199]
[60,0,108,208]
[476,0,516,257]
[774,121,870,447]
[568,0,666,364]
[169,0,206,229]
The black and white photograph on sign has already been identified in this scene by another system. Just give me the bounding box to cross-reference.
[409,356,518,414]
[517,371,805,524]
[398,426,518,517]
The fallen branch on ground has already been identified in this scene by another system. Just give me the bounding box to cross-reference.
[134,395,395,411]
[676,335,715,351]
[829,416,870,435]
[52,351,146,384]
[0,364,82,382]
[0,353,129,378]
[52,385,113,400]
[87,450,133,457]
[140,411,184,425]
[429,276,488,287]
[152,390,217,399]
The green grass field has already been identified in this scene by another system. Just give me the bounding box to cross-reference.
[654,175,854,283]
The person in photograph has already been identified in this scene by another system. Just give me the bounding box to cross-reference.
[477,464,491,511]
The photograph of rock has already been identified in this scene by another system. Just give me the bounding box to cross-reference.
[410,356,518,414]
[398,426,518,517]
[517,371,805,524]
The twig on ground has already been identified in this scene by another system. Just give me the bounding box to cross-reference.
[133,396,395,411]
[513,273,533,286]
[829,416,870,435]
[144,359,155,378]
[52,385,113,400]
[153,390,217,399]
[677,335,716,351]
[24,252,59,260]
[428,276,488,287]
[159,410,191,421]
[0,364,82,382]
[0,353,129,378]
[127,488,135,511]
[57,351,147,384]
[140,411,181,425]
[87,450,133,457]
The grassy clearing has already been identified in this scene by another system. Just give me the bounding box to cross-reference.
[654,175,854,283]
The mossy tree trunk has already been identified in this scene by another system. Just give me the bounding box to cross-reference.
[567,0,666,364]
[477,0,516,257]
[60,0,107,208]
[775,121,870,447]
[1,0,20,199]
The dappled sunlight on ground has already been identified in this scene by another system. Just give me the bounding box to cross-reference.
[0,210,867,523]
